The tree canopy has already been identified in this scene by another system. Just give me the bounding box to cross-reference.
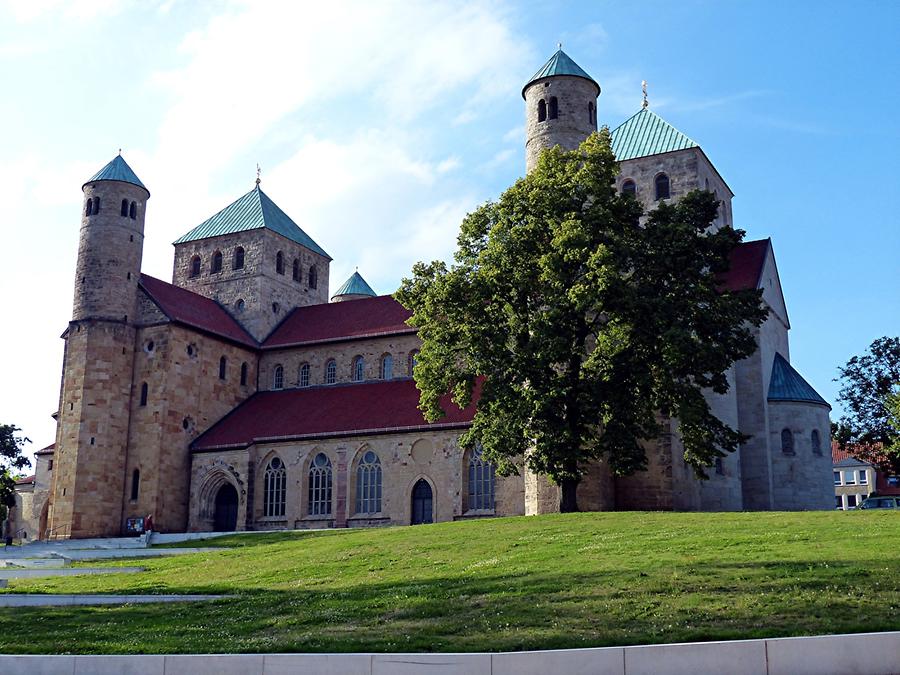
[834,336,900,472]
[396,130,766,511]
[1,424,31,509]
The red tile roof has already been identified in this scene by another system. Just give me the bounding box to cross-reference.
[719,238,770,292]
[15,475,35,485]
[263,295,414,348]
[140,274,257,348]
[35,443,55,456]
[831,441,865,464]
[193,378,478,451]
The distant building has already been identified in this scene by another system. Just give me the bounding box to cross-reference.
[36,49,835,539]
[832,441,900,509]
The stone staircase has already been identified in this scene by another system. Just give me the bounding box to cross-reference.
[1,535,149,568]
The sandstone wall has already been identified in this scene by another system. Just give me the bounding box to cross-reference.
[123,323,257,533]
[768,401,834,510]
[524,75,598,173]
[259,334,420,390]
[189,429,524,532]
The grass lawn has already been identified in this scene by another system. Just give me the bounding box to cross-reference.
[0,511,898,654]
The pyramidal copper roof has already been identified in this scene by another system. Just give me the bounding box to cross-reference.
[332,271,377,299]
[767,353,830,408]
[173,186,331,259]
[84,155,148,193]
[611,108,699,161]
[522,49,599,98]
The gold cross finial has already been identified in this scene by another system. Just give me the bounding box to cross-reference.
[255,163,261,187]
[641,80,649,109]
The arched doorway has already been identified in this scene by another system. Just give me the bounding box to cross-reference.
[213,483,238,532]
[411,479,433,525]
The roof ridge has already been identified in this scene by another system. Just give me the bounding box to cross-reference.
[610,107,699,162]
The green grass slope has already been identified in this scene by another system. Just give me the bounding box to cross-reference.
[1,511,898,654]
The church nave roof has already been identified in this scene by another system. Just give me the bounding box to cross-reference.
[611,107,699,162]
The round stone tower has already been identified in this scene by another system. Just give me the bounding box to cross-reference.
[49,155,150,539]
[523,48,600,174]
[73,155,149,321]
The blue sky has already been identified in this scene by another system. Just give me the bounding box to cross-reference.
[1,0,898,465]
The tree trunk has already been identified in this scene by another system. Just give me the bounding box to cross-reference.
[560,479,579,513]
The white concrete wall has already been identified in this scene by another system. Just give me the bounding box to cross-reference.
[0,631,897,674]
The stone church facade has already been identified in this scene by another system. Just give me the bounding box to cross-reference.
[33,49,833,539]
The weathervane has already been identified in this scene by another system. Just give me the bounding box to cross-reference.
[641,80,649,109]
[255,163,261,187]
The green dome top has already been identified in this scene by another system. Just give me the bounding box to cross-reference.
[522,49,599,98]
[84,154,148,193]
[332,271,376,299]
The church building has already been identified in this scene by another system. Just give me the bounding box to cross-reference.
[28,49,834,539]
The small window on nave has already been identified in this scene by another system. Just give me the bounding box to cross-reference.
[240,362,248,386]
[276,251,285,275]
[233,247,245,270]
[381,354,393,380]
[325,359,337,385]
[299,363,310,387]
[190,255,201,279]
[219,356,227,380]
[408,349,419,375]
[308,265,318,289]
[621,179,636,196]
[353,355,365,382]
[292,259,301,282]
[211,251,223,274]
[273,364,284,390]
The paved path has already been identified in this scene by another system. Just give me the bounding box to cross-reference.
[0,567,144,579]
[0,593,231,607]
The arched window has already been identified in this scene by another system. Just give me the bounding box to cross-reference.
[548,97,558,120]
[264,457,286,517]
[381,354,393,380]
[622,179,636,196]
[85,199,92,216]
[537,99,547,122]
[190,255,201,278]
[325,359,337,385]
[93,197,101,214]
[355,450,382,514]
[240,362,248,386]
[129,201,137,219]
[467,445,495,511]
[121,199,129,217]
[292,259,300,282]
[588,101,595,125]
[308,265,318,289]
[219,356,227,380]
[408,349,419,375]
[353,356,365,382]
[233,247,245,270]
[275,251,285,275]
[781,428,794,455]
[139,382,148,407]
[298,363,310,387]
[811,430,822,456]
[273,365,284,390]
[655,173,670,200]
[211,251,223,273]
[308,453,332,516]
[130,469,140,501]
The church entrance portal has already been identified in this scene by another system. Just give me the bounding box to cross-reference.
[213,483,238,532]
[411,479,433,525]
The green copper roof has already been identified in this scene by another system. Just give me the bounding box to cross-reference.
[522,49,599,98]
[85,155,147,192]
[611,108,698,161]
[173,186,331,259]
[767,353,830,408]
[332,271,376,298]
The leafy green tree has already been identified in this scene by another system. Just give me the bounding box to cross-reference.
[1,424,31,510]
[396,131,766,511]
[834,336,900,472]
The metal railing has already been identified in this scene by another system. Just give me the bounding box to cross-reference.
[44,523,70,541]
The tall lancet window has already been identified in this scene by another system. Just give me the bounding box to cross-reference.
[467,445,495,511]
[355,450,382,514]
[264,457,286,517]
[308,453,332,516]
